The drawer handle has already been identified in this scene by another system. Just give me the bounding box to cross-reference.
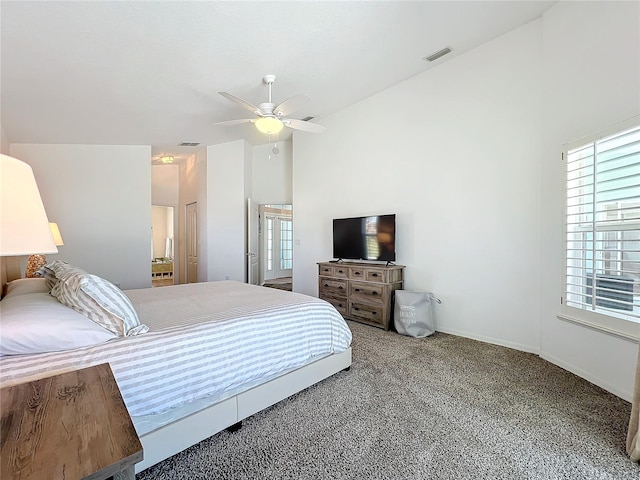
[372,311,377,315]
[372,291,378,296]
[323,284,329,287]
[323,268,330,272]
[338,270,344,274]
[338,303,344,308]
[371,273,379,277]
[353,307,360,311]
[338,286,344,290]
[354,288,361,292]
[354,271,361,275]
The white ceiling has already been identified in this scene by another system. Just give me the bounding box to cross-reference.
[1,1,555,162]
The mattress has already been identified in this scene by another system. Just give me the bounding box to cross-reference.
[0,281,352,419]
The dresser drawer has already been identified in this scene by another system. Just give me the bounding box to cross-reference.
[318,264,334,276]
[349,301,384,326]
[349,281,385,305]
[333,265,349,278]
[319,277,348,298]
[349,267,366,280]
[323,297,348,316]
[365,268,386,283]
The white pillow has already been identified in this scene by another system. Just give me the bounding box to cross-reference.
[3,278,50,299]
[52,271,148,337]
[0,293,117,356]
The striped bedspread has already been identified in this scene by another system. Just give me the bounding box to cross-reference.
[0,281,352,417]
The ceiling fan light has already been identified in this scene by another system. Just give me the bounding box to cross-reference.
[160,155,175,164]
[254,117,283,135]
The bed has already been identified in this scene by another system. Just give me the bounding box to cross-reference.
[0,270,352,474]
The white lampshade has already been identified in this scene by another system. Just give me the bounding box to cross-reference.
[255,116,284,135]
[0,154,57,255]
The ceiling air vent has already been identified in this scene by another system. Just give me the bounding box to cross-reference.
[178,142,200,147]
[423,47,452,62]
[301,116,314,122]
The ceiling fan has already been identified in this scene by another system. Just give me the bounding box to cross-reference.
[215,75,325,135]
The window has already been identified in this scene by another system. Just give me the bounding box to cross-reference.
[279,218,293,270]
[564,121,640,336]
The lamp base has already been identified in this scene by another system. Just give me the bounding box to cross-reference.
[25,254,47,278]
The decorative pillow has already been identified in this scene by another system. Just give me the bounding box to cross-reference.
[3,278,50,299]
[52,270,148,337]
[38,264,59,290]
[0,293,116,356]
[46,260,86,283]
[49,264,90,297]
[38,260,80,290]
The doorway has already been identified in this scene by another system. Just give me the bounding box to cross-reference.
[260,204,292,289]
[151,205,175,287]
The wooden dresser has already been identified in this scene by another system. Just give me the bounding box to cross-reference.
[318,261,404,330]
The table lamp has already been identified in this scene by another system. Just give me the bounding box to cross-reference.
[0,154,57,269]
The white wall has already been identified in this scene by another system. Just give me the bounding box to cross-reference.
[178,150,207,284]
[252,139,292,203]
[539,1,640,400]
[294,19,543,354]
[151,205,173,258]
[152,164,179,206]
[294,2,640,401]
[10,143,152,289]
[206,140,251,282]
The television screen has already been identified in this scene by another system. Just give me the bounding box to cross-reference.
[333,214,396,262]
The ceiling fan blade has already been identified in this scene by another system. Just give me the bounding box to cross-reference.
[218,92,261,115]
[214,118,254,127]
[283,118,326,133]
[274,94,311,117]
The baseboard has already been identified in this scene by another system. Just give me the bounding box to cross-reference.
[539,351,632,402]
[435,326,539,355]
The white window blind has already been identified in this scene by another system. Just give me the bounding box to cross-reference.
[565,124,640,324]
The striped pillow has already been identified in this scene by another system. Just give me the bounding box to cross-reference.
[38,265,60,290]
[53,271,148,337]
[40,260,83,290]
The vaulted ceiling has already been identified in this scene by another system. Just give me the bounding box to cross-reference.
[1,1,555,161]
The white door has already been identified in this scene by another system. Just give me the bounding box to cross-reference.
[263,213,293,280]
[186,202,198,283]
[246,198,259,284]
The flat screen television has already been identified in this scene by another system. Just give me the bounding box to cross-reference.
[332,214,396,262]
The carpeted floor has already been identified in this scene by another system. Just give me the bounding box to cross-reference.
[136,321,639,480]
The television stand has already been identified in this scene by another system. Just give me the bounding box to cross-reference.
[317,261,404,330]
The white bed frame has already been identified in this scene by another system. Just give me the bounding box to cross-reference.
[136,347,352,473]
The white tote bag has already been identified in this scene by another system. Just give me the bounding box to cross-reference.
[394,291,440,338]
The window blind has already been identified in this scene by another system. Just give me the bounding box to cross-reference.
[565,125,640,322]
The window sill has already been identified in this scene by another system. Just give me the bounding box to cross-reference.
[557,311,639,343]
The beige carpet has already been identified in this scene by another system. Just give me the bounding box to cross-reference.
[136,320,638,479]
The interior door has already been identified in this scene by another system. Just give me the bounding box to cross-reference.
[246,198,259,284]
[186,202,198,283]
